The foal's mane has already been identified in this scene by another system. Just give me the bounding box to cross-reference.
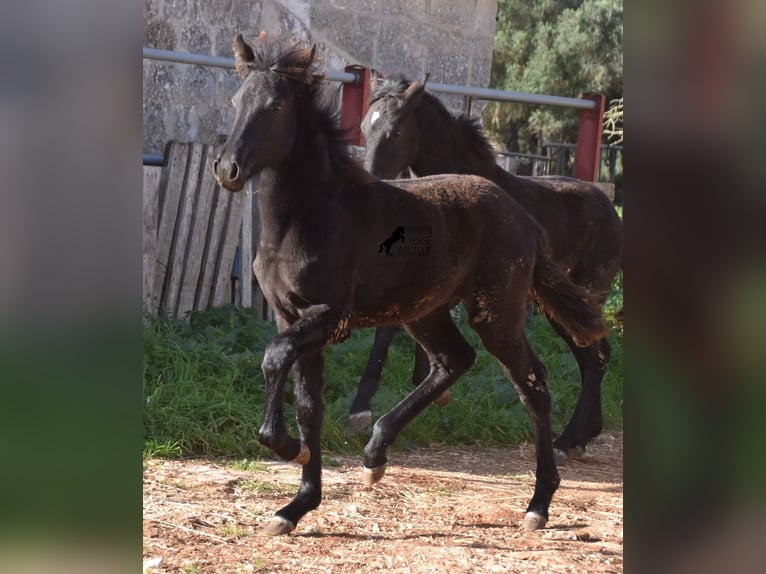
[370,78,498,166]
[241,33,373,185]
[242,33,322,85]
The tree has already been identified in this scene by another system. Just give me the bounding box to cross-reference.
[483,0,623,153]
[603,96,623,144]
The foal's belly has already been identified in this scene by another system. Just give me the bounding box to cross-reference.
[349,276,462,328]
[254,239,465,327]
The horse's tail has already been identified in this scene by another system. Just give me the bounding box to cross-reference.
[531,236,608,347]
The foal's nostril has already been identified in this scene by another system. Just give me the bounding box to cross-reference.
[229,161,240,181]
[212,158,219,175]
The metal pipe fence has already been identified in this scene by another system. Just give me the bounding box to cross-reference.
[425,82,595,110]
[142,47,598,165]
[143,47,360,84]
[143,47,595,109]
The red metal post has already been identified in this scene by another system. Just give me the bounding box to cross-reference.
[340,65,371,147]
[574,92,606,182]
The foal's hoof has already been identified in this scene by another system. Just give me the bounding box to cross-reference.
[292,442,311,466]
[348,410,373,434]
[523,511,548,531]
[553,445,586,465]
[264,516,296,536]
[363,464,387,487]
[568,445,586,459]
[554,448,569,466]
[433,389,451,407]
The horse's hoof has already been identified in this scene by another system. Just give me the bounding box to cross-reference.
[363,464,386,487]
[554,448,569,466]
[553,444,585,465]
[264,516,295,536]
[433,389,451,407]
[523,511,547,531]
[348,411,373,434]
[567,445,586,459]
[292,442,310,466]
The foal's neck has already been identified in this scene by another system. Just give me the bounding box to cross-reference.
[256,106,345,233]
[413,109,496,180]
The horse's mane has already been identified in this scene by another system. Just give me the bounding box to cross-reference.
[369,76,411,105]
[240,33,374,185]
[240,33,322,85]
[370,77,498,166]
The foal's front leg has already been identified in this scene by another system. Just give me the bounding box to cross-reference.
[265,351,327,536]
[257,305,350,535]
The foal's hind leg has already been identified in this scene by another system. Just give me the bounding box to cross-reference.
[348,326,401,433]
[411,342,451,406]
[469,313,560,531]
[349,329,451,435]
[548,319,611,462]
[363,307,475,484]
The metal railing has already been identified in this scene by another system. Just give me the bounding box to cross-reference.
[543,142,623,180]
[143,47,598,165]
[424,82,595,110]
[143,47,360,83]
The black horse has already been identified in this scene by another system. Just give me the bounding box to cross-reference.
[377,225,405,256]
[353,77,623,462]
[213,34,607,536]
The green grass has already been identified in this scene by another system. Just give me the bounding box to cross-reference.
[219,524,251,538]
[144,284,623,459]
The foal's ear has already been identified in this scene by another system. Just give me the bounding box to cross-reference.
[402,78,427,107]
[370,68,383,88]
[233,34,255,78]
[292,43,317,84]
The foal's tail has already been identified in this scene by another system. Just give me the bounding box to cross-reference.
[531,237,608,347]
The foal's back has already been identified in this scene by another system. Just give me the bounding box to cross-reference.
[342,173,540,326]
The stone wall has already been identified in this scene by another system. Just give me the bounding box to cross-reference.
[143,0,498,155]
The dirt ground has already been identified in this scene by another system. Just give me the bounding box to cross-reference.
[143,431,623,573]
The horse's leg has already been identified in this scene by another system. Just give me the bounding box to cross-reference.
[465,285,559,531]
[257,305,349,535]
[411,342,451,406]
[265,350,326,536]
[363,307,475,484]
[348,326,401,433]
[548,318,611,463]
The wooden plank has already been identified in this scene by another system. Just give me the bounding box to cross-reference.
[154,143,189,317]
[177,144,218,318]
[163,142,204,318]
[142,166,162,315]
[195,147,228,311]
[212,189,246,307]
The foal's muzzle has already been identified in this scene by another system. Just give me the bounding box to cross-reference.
[213,156,244,191]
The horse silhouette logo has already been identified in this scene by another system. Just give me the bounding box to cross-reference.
[378,226,406,256]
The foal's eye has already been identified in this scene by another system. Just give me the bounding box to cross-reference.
[270,99,283,112]
[392,129,402,138]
